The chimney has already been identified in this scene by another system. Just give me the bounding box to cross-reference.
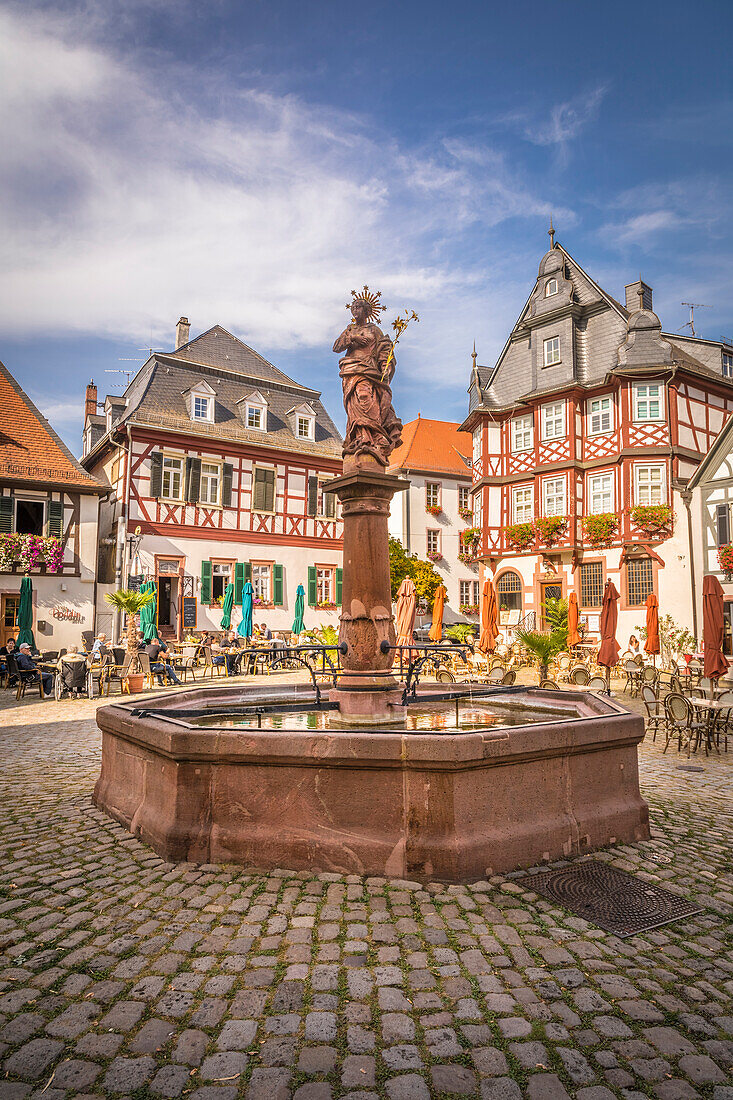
[624,279,653,314]
[175,316,190,349]
[85,381,98,420]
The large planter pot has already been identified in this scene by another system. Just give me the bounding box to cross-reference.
[127,673,145,694]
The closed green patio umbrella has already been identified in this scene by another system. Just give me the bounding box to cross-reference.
[220,582,234,629]
[139,580,159,642]
[292,583,305,635]
[237,581,254,639]
[16,577,34,649]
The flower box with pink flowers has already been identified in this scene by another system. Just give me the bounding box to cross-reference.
[0,533,64,573]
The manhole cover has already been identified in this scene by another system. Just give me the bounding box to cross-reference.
[677,765,704,773]
[522,860,702,937]
[644,852,672,864]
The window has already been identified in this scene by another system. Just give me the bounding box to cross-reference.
[318,480,336,519]
[541,401,565,440]
[633,382,663,422]
[211,561,232,602]
[473,490,483,528]
[426,482,440,509]
[247,405,265,430]
[3,595,19,631]
[200,462,220,506]
[14,499,44,535]
[716,504,730,548]
[723,353,733,379]
[580,562,603,607]
[458,485,471,511]
[193,395,210,421]
[427,529,440,555]
[252,563,272,603]
[545,278,558,297]
[252,467,276,513]
[497,571,522,612]
[459,580,480,606]
[543,336,561,366]
[543,477,566,517]
[317,567,334,604]
[297,415,314,440]
[161,456,183,500]
[512,486,533,523]
[627,558,654,606]
[511,415,533,453]
[588,396,613,435]
[635,465,665,506]
[472,427,481,465]
[588,473,613,514]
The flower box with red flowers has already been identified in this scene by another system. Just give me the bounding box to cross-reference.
[425,504,442,518]
[533,515,567,547]
[458,550,478,564]
[504,523,535,551]
[718,544,733,577]
[581,513,618,548]
[629,503,674,539]
[459,603,479,616]
[459,507,473,522]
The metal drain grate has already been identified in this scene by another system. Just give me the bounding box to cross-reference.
[521,860,702,937]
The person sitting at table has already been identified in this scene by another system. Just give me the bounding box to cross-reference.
[135,631,147,650]
[57,646,89,697]
[216,633,239,675]
[16,642,54,695]
[257,622,273,641]
[628,635,640,658]
[209,636,228,671]
[91,633,110,660]
[145,638,181,685]
[0,638,16,658]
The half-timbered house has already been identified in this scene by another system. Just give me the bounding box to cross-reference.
[82,318,344,640]
[461,237,733,646]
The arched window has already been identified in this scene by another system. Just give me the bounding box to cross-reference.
[545,278,558,297]
[497,571,523,612]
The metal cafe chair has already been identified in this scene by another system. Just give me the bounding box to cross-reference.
[6,652,45,701]
[663,693,707,757]
[641,684,666,743]
[105,651,135,695]
[623,659,642,696]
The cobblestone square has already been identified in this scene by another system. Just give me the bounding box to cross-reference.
[1,679,731,1099]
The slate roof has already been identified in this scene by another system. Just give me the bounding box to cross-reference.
[389,418,472,478]
[0,362,104,490]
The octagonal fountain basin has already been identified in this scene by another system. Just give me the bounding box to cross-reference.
[94,683,649,883]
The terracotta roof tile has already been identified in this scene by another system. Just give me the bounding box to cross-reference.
[389,417,471,477]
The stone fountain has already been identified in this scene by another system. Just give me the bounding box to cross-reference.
[93,289,649,882]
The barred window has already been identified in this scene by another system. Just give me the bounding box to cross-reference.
[580,562,603,607]
[497,570,522,612]
[627,557,654,606]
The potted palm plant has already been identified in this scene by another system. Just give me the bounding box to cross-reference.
[104,588,155,693]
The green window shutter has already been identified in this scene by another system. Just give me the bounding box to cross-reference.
[149,451,163,498]
[335,567,343,605]
[234,562,245,604]
[253,468,275,512]
[307,476,318,517]
[273,564,284,606]
[46,500,64,539]
[200,560,212,604]
[0,496,13,534]
[221,463,234,508]
[185,457,201,503]
[243,562,252,582]
[307,565,317,607]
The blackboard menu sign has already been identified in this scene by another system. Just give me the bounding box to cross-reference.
[127,574,143,592]
[182,596,197,631]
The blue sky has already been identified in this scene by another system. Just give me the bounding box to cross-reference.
[1,0,732,453]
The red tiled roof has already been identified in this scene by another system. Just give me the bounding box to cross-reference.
[389,417,471,477]
[0,362,102,489]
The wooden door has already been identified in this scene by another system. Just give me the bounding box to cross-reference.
[541,582,562,631]
[1,595,19,645]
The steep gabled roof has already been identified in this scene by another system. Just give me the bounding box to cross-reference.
[389,418,471,478]
[0,362,104,490]
[172,325,301,387]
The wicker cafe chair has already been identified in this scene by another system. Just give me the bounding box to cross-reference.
[641,665,658,687]
[88,655,112,698]
[436,667,456,684]
[663,692,707,757]
[569,665,591,686]
[486,665,505,684]
[539,679,559,690]
[641,684,666,742]
[587,675,608,691]
[623,659,642,696]
[501,669,516,685]
[105,650,135,695]
[6,652,45,700]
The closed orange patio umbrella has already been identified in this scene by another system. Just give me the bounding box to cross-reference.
[478,578,498,655]
[395,577,417,649]
[567,591,581,649]
[644,594,660,662]
[428,584,446,643]
[703,575,729,681]
[597,580,620,692]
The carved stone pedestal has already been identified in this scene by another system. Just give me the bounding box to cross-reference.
[326,461,408,724]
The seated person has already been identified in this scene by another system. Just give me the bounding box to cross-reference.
[136,631,148,650]
[91,633,111,660]
[16,642,54,695]
[257,622,273,642]
[145,639,181,686]
[0,638,16,658]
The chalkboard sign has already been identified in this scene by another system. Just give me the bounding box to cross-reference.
[182,596,197,631]
[127,574,143,592]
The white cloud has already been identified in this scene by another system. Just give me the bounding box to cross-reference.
[522,85,609,148]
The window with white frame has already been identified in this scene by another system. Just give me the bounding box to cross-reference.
[473,490,483,528]
[317,480,336,519]
[541,401,565,440]
[472,427,482,464]
[511,415,533,453]
[246,404,265,430]
[252,563,272,603]
[633,382,663,422]
[634,465,665,506]
[317,566,334,604]
[512,485,533,523]
[193,395,211,421]
[427,529,440,555]
[458,485,471,511]
[543,336,561,366]
[545,278,558,297]
[211,561,233,602]
[543,477,566,516]
[459,580,480,606]
[161,456,183,500]
[297,415,314,440]
[588,396,613,435]
[426,482,440,509]
[723,353,733,378]
[588,472,613,514]
[199,462,220,506]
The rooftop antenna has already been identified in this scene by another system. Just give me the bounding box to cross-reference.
[680,302,711,337]
[108,344,165,388]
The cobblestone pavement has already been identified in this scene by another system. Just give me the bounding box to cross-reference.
[1,674,732,1100]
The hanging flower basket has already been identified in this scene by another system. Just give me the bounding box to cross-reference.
[459,507,473,522]
[425,504,442,518]
[629,504,674,538]
[718,544,733,578]
[0,533,63,573]
[459,603,479,616]
[426,550,443,563]
[533,515,567,547]
[581,513,618,548]
[504,523,535,551]
[460,526,481,545]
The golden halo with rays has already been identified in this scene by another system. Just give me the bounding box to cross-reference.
[346,285,386,322]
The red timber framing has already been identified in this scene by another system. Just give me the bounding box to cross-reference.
[126,427,343,550]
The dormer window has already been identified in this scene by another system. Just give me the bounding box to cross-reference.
[184,379,216,423]
[545,278,558,297]
[193,396,210,421]
[287,401,317,442]
[247,406,263,430]
[297,415,314,440]
[239,389,268,432]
